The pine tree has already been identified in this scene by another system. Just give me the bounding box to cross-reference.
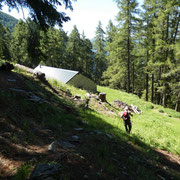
[0,24,11,60]
[40,27,68,68]
[10,19,41,67]
[103,0,139,92]
[66,25,82,71]
[143,0,180,106]
[80,32,94,78]
[93,21,107,84]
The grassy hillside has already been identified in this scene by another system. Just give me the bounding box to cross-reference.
[98,86,180,155]
[0,62,180,179]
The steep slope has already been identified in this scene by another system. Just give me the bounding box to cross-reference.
[0,64,180,180]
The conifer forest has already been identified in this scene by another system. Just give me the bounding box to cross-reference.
[0,0,179,111]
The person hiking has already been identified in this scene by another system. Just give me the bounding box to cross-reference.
[121,107,133,134]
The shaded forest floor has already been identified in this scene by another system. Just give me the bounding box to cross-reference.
[0,69,180,180]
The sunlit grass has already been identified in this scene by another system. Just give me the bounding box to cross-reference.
[98,86,180,155]
[38,79,180,155]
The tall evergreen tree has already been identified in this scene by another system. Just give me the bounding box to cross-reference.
[80,32,94,78]
[66,25,82,71]
[143,0,180,107]
[0,24,11,60]
[103,0,139,92]
[40,27,68,68]
[93,21,107,84]
[10,19,41,67]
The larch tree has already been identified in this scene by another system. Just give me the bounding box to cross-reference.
[40,27,68,68]
[144,0,180,107]
[0,23,11,60]
[93,21,107,84]
[80,32,94,78]
[10,19,41,67]
[66,25,82,71]
[103,0,139,92]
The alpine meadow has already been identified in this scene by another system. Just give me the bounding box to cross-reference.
[0,0,180,179]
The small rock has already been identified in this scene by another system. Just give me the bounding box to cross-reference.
[43,129,53,133]
[56,140,75,149]
[86,93,91,98]
[106,134,113,139]
[74,95,81,100]
[48,141,57,152]
[72,135,79,140]
[9,88,25,93]
[96,130,102,134]
[27,92,42,102]
[82,120,88,125]
[57,124,62,129]
[84,175,88,179]
[112,158,119,163]
[74,128,83,131]
[29,163,61,180]
[7,79,16,82]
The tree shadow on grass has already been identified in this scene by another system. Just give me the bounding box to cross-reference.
[73,109,180,179]
[0,71,179,179]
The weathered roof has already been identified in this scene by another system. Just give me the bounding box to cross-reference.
[33,65,79,83]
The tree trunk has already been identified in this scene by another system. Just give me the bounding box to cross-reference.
[157,66,162,105]
[175,92,180,112]
[151,74,154,103]
[146,73,149,101]
[163,92,166,107]
[175,102,180,112]
[132,61,135,94]
[127,0,131,93]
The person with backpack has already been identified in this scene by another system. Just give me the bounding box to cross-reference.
[121,107,133,134]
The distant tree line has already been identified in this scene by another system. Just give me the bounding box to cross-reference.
[0,11,18,31]
[0,0,179,111]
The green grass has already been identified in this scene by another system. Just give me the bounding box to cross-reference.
[13,164,32,180]
[98,86,180,155]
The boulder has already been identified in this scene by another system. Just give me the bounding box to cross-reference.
[29,163,61,180]
[48,140,75,152]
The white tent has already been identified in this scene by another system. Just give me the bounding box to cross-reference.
[34,65,97,92]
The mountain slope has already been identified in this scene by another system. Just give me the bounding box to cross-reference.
[0,62,180,179]
[0,11,18,30]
